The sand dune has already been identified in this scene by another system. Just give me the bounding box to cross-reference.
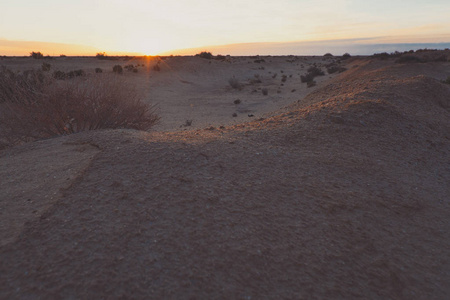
[1,54,449,299]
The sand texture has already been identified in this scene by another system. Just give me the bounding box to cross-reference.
[1,55,449,299]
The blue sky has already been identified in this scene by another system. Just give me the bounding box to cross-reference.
[1,0,449,55]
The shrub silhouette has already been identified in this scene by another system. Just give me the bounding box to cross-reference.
[67,69,85,78]
[96,52,107,60]
[396,55,425,63]
[301,66,325,84]
[196,51,213,59]
[30,51,44,59]
[307,66,325,77]
[342,53,351,59]
[95,68,103,73]
[113,65,123,74]
[326,64,347,74]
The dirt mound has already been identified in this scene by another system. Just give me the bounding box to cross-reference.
[1,58,449,299]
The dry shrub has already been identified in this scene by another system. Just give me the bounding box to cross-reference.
[113,65,123,74]
[196,51,213,59]
[228,77,241,89]
[0,71,159,145]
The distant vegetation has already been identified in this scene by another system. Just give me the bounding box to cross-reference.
[301,66,325,86]
[196,51,214,59]
[113,65,123,74]
[52,69,85,80]
[30,51,44,59]
[372,49,450,63]
[95,52,119,60]
[325,63,347,74]
[96,52,108,60]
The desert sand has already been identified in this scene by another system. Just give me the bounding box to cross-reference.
[0,52,449,299]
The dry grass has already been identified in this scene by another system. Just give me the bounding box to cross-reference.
[0,70,159,146]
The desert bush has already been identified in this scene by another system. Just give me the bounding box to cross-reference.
[96,52,107,60]
[300,66,325,84]
[0,74,159,144]
[326,64,347,74]
[307,66,325,77]
[153,64,161,71]
[396,55,424,63]
[0,68,48,103]
[53,70,66,80]
[307,80,316,88]
[281,75,287,82]
[372,52,391,60]
[30,51,44,59]
[67,69,86,78]
[262,88,268,95]
[342,53,351,59]
[300,74,313,83]
[124,64,136,72]
[324,53,333,57]
[196,51,213,59]
[95,68,103,73]
[228,77,241,89]
[442,76,450,84]
[41,63,51,71]
[113,65,123,74]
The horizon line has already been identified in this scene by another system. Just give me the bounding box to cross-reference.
[1,37,450,57]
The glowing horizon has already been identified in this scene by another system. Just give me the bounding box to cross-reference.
[1,0,450,56]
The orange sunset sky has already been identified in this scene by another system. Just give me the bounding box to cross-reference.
[1,0,450,56]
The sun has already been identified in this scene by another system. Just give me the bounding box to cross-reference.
[120,35,180,56]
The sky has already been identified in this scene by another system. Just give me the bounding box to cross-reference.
[1,0,450,56]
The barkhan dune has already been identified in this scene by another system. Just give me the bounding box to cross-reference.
[0,52,449,299]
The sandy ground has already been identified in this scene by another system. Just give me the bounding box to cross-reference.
[0,54,449,299]
[0,55,340,131]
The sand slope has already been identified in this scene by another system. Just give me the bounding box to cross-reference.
[0,57,449,299]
